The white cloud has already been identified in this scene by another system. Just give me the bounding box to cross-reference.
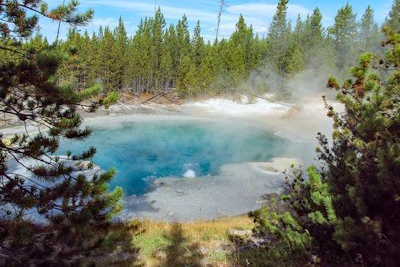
[227,3,312,20]
[41,1,349,42]
[216,23,237,35]
[80,0,240,40]
[253,25,268,34]
[74,1,314,40]
[228,3,276,17]
[91,17,120,28]
[83,0,220,23]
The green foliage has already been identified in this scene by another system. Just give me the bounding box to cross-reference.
[103,91,120,108]
[306,166,337,225]
[385,0,400,33]
[252,166,336,253]
[0,1,93,38]
[253,208,310,250]
[317,28,400,266]
[266,0,292,78]
[328,3,359,76]
[0,1,122,266]
[51,2,386,99]
[359,6,381,53]
[76,83,102,100]
[253,26,400,267]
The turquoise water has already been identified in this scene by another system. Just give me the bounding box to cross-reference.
[58,118,292,195]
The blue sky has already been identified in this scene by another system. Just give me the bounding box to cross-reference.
[41,0,394,42]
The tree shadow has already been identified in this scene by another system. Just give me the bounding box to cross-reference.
[157,222,204,267]
[82,220,144,267]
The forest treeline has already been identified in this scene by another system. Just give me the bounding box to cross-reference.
[14,1,385,98]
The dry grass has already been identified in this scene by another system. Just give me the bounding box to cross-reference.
[83,215,307,267]
[138,215,253,241]
[131,215,254,267]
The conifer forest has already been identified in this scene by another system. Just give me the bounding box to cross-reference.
[2,2,386,98]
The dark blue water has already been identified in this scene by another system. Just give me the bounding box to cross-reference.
[58,119,291,195]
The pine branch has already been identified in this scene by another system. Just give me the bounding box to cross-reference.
[0,2,90,24]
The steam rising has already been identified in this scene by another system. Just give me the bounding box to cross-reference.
[59,115,311,195]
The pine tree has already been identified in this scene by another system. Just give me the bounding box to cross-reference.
[159,25,174,91]
[385,0,400,33]
[299,8,325,53]
[253,27,400,267]
[85,30,99,86]
[197,43,214,95]
[89,30,102,86]
[231,15,256,78]
[151,8,166,92]
[305,8,336,71]
[308,8,324,45]
[176,15,192,96]
[98,26,118,92]
[164,24,179,89]
[359,6,381,53]
[317,29,400,265]
[0,1,122,265]
[114,17,128,90]
[285,42,304,75]
[58,28,90,89]
[266,0,291,77]
[207,40,226,94]
[191,20,205,69]
[184,20,205,96]
[328,3,359,75]
[293,14,305,43]
[80,30,95,87]
[126,18,152,93]
[290,8,336,79]
[252,34,268,70]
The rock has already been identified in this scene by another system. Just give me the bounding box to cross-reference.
[228,229,252,241]
[264,166,279,173]
[248,235,270,247]
[73,160,93,170]
[153,250,167,261]
[153,180,167,186]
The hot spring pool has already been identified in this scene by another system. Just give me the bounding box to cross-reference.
[58,116,300,196]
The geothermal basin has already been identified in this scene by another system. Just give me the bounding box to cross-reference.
[58,110,315,221]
